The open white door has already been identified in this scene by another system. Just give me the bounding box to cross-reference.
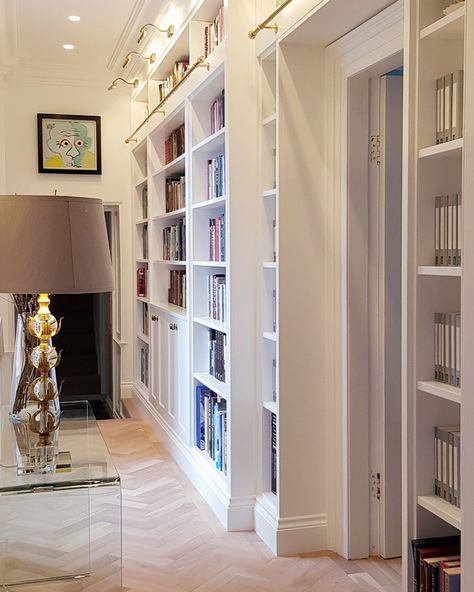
[368,71,403,559]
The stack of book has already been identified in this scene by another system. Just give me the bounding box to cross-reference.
[169,269,186,308]
[204,7,224,58]
[208,154,225,199]
[211,90,225,134]
[166,176,186,212]
[195,384,227,473]
[436,70,463,144]
[142,302,149,336]
[142,224,148,260]
[140,344,149,387]
[435,195,462,266]
[434,312,460,387]
[165,124,185,164]
[209,329,226,382]
[141,185,148,219]
[412,536,460,592]
[209,214,225,262]
[271,413,277,494]
[163,219,186,261]
[159,60,190,101]
[137,266,147,297]
[435,426,461,508]
[207,274,226,322]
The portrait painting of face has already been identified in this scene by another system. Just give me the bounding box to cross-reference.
[37,114,102,174]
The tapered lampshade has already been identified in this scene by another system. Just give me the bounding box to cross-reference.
[0,195,113,294]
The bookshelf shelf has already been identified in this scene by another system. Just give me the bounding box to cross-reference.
[137,332,150,344]
[193,260,227,267]
[193,316,227,333]
[136,296,149,304]
[136,219,148,226]
[262,113,276,127]
[417,380,461,404]
[152,208,187,221]
[420,5,465,41]
[192,195,226,210]
[192,127,226,153]
[418,495,461,530]
[152,153,187,177]
[263,332,277,342]
[263,262,277,269]
[417,266,462,276]
[135,177,147,188]
[151,301,187,318]
[263,400,278,414]
[192,447,228,486]
[136,258,149,264]
[262,188,277,198]
[418,138,463,159]
[154,259,187,266]
[193,372,227,399]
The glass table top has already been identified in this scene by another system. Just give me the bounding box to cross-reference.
[0,401,120,493]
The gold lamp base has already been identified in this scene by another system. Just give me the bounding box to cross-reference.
[27,293,62,445]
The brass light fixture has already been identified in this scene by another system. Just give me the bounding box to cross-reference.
[108,77,139,91]
[122,51,156,69]
[137,23,174,44]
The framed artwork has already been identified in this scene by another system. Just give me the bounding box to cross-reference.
[37,113,102,174]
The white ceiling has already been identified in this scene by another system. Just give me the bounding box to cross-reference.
[0,0,167,83]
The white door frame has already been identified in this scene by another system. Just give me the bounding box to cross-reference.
[324,0,404,559]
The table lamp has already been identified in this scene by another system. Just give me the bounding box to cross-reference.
[0,195,113,453]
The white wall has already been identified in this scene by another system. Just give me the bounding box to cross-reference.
[0,79,133,401]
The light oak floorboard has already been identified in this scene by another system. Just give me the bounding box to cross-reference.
[3,417,401,591]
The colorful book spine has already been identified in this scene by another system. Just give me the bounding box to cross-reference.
[204,7,224,58]
[137,267,147,297]
[165,176,186,212]
[159,60,190,101]
[207,154,225,200]
[164,124,186,164]
[168,269,186,308]
[208,329,226,382]
[210,90,225,134]
[271,413,277,494]
[207,274,226,322]
[208,214,225,261]
[195,385,227,473]
[162,219,186,261]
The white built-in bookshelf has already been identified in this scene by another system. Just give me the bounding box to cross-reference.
[130,0,258,532]
[405,0,469,589]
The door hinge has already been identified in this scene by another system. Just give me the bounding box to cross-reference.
[371,471,381,501]
[369,134,381,165]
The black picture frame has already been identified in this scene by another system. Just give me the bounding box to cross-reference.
[37,113,102,175]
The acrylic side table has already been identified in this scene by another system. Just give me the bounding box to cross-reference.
[0,402,122,591]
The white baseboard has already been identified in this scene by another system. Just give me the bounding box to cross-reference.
[120,381,134,399]
[131,387,255,531]
[255,495,327,556]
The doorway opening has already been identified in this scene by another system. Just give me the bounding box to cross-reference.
[347,58,403,560]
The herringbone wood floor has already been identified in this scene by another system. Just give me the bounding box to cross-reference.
[4,417,402,591]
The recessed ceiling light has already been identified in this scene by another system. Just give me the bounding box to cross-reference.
[68,15,81,22]
[63,44,75,50]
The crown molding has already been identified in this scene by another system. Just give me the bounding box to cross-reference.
[107,0,148,72]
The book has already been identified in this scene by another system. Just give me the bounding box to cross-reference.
[142,184,148,219]
[165,176,186,212]
[195,384,227,472]
[434,426,461,507]
[137,266,147,297]
[271,413,277,494]
[142,224,148,260]
[159,60,190,102]
[208,214,225,262]
[208,154,225,199]
[435,71,464,144]
[165,124,185,164]
[411,536,460,592]
[444,567,460,592]
[142,302,149,336]
[210,90,225,134]
[208,274,226,322]
[204,7,224,58]
[168,269,186,308]
[208,329,226,382]
[163,218,186,261]
[434,312,460,385]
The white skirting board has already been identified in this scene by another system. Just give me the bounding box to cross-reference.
[254,496,327,556]
[131,388,255,532]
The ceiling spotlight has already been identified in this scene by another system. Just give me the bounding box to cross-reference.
[108,77,139,91]
[137,23,174,44]
[68,15,81,22]
[63,44,75,50]
[122,51,157,69]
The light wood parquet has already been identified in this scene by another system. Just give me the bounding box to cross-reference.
[4,416,402,591]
